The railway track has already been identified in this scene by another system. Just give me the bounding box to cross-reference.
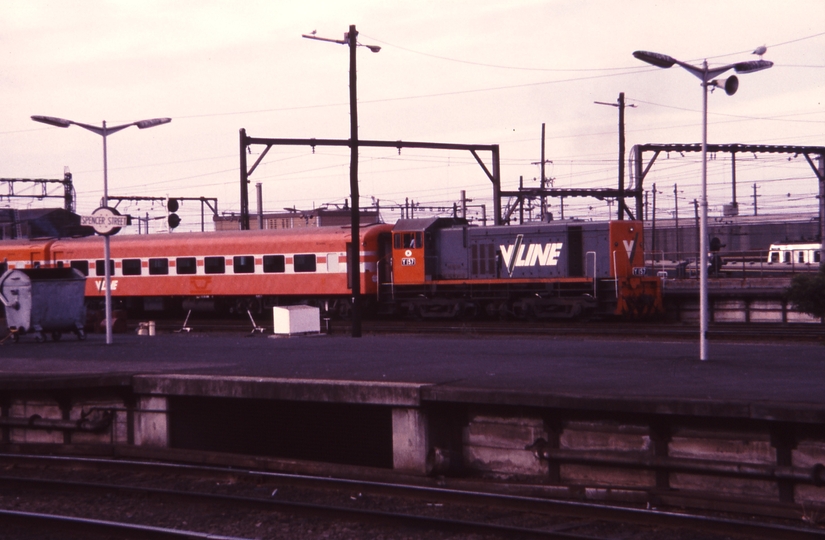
[4,310,822,343]
[0,454,823,539]
[0,509,238,540]
[135,315,825,342]
[352,320,825,342]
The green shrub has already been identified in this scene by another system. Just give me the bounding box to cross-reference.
[786,266,825,320]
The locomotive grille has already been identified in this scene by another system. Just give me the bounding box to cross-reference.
[471,243,496,278]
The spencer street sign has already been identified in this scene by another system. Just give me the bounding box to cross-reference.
[81,206,128,236]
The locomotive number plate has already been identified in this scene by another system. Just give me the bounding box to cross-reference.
[632,267,647,276]
[401,258,416,266]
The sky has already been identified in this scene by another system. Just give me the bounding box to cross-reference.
[2,0,824,232]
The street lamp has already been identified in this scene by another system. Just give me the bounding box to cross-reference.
[632,51,772,361]
[31,115,171,345]
[303,25,380,338]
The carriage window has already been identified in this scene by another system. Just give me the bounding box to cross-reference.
[798,252,805,263]
[176,257,197,275]
[769,252,779,263]
[122,259,142,276]
[783,252,791,263]
[233,255,255,274]
[293,254,316,273]
[149,258,169,275]
[263,255,285,273]
[816,251,821,263]
[95,259,115,276]
[70,260,89,276]
[204,256,226,274]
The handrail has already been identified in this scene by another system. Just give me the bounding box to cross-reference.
[612,250,618,299]
[585,251,597,298]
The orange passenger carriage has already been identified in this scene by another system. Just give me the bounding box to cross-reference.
[41,224,393,316]
[0,238,55,273]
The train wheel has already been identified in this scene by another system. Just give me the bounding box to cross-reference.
[398,303,418,320]
[51,332,62,342]
[512,301,530,320]
[497,303,514,321]
[337,300,353,319]
[247,297,262,315]
[458,302,478,321]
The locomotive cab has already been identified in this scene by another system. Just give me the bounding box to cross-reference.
[390,217,467,285]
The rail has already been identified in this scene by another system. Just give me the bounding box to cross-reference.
[529,444,825,487]
[1,454,823,539]
[0,509,244,540]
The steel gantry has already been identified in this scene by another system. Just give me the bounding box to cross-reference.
[239,129,501,339]
[0,172,75,212]
[238,129,502,229]
[631,143,825,266]
[107,195,218,232]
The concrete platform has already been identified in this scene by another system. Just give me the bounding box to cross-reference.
[1,332,824,421]
[4,330,825,511]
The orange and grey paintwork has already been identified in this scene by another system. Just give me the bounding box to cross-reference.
[1,219,662,317]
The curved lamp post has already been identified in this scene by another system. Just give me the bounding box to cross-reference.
[632,51,772,361]
[31,115,171,345]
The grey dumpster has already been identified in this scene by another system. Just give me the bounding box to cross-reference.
[0,268,87,342]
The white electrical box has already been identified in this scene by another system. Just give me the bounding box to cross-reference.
[272,305,321,335]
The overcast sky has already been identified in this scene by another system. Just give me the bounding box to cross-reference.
[2,0,823,231]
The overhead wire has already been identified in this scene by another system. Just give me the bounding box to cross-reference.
[22,30,824,220]
[359,33,643,73]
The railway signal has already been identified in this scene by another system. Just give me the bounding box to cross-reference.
[167,198,180,230]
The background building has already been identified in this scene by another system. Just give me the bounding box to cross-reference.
[214,207,381,231]
[0,208,93,240]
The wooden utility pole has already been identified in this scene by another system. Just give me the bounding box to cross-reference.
[618,92,626,220]
[694,199,700,257]
[674,184,680,259]
[347,24,362,337]
[817,155,825,270]
[540,123,546,220]
[731,152,738,214]
[651,183,657,257]
[752,183,759,216]
[594,93,633,219]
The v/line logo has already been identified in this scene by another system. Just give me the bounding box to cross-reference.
[95,279,118,291]
[499,231,639,278]
[623,238,636,261]
[623,233,639,264]
[500,234,563,277]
